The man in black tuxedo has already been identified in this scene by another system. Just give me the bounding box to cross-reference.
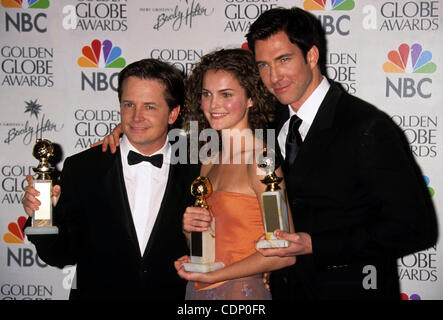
[248,8,438,299]
[21,59,199,299]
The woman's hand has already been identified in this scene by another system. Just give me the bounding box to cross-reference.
[182,206,212,233]
[90,123,123,153]
[174,255,214,283]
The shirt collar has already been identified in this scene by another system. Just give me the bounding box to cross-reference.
[288,76,330,126]
[120,135,171,166]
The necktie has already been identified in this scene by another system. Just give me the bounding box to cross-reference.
[285,115,303,168]
[127,150,163,168]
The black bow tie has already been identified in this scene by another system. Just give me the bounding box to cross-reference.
[127,150,163,168]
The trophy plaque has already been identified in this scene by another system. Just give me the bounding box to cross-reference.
[256,148,290,249]
[24,139,59,235]
[183,176,224,273]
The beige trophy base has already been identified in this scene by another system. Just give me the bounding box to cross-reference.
[183,262,225,273]
[256,239,289,249]
[25,225,59,235]
[25,179,58,235]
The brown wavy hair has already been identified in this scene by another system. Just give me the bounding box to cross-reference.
[182,48,276,133]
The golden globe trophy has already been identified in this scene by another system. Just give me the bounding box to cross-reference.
[256,148,289,248]
[183,176,224,273]
[24,139,59,235]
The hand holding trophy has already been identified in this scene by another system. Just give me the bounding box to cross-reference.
[24,139,59,235]
[256,148,290,248]
[183,176,224,273]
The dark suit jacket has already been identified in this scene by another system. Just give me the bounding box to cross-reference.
[271,81,438,300]
[26,145,199,300]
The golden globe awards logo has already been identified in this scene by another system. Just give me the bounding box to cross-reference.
[1,164,33,205]
[392,115,437,158]
[62,0,128,31]
[326,51,357,94]
[361,1,439,31]
[224,0,278,33]
[149,47,204,75]
[73,108,120,149]
[0,45,54,87]
[379,1,439,31]
[398,246,438,282]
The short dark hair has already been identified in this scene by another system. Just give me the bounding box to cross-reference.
[183,48,276,132]
[117,58,184,111]
[246,7,327,74]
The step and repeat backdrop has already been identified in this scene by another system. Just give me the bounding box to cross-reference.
[0,0,442,300]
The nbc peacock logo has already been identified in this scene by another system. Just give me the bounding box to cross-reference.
[383,43,437,74]
[1,0,49,9]
[424,175,435,197]
[78,39,126,69]
[400,293,421,300]
[303,0,355,11]
[3,216,27,244]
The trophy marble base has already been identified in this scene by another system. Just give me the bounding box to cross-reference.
[183,262,225,273]
[256,239,289,249]
[24,226,59,235]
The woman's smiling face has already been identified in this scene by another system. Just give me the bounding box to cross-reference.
[200,69,253,131]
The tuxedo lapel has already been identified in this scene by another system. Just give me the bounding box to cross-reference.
[275,105,290,135]
[274,105,290,168]
[141,163,178,260]
[291,82,344,181]
[104,148,142,258]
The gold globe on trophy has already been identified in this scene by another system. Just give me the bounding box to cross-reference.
[191,176,212,209]
[183,176,224,273]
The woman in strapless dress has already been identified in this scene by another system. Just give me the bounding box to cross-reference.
[174,48,295,300]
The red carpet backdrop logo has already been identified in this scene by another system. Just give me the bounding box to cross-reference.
[424,175,435,197]
[303,0,355,11]
[78,39,126,69]
[62,1,128,31]
[401,293,421,300]
[1,0,49,9]
[378,1,439,32]
[303,0,355,36]
[3,216,27,244]
[223,0,276,33]
[78,39,126,92]
[383,43,437,74]
[383,43,437,99]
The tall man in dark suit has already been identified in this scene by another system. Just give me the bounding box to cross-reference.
[21,59,199,299]
[248,8,438,299]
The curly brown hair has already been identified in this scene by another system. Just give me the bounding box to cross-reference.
[182,48,276,133]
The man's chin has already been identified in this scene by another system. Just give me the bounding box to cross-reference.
[271,91,291,105]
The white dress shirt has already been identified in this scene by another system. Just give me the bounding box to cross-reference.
[119,135,171,254]
[278,76,330,159]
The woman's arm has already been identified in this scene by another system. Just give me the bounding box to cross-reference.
[174,161,296,284]
[175,249,295,284]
